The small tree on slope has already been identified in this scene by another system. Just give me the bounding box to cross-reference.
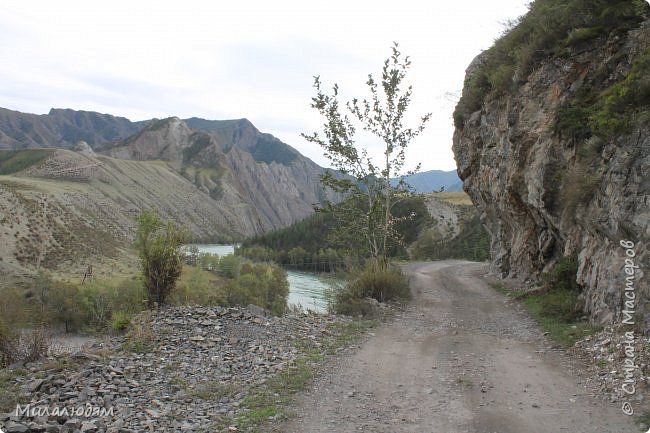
[135,210,186,308]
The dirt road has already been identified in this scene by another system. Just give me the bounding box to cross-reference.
[282,260,639,433]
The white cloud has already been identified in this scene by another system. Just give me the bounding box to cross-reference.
[0,0,530,170]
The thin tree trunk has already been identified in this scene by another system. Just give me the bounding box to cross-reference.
[382,147,391,268]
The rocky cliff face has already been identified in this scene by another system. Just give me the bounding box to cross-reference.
[453,14,649,331]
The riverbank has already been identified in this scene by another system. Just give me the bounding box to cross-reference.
[189,243,334,313]
[0,305,375,433]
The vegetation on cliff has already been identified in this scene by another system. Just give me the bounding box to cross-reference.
[454,0,650,128]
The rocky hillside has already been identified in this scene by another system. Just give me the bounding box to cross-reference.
[0,109,337,235]
[0,109,341,282]
[453,0,649,331]
[0,305,349,432]
[0,148,255,283]
[100,117,335,232]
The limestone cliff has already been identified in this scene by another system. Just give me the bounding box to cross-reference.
[453,2,649,331]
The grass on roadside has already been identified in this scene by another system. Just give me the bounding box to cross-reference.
[489,282,600,347]
[232,319,378,432]
[637,411,650,429]
[0,367,28,413]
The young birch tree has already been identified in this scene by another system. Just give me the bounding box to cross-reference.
[135,210,186,308]
[302,43,430,267]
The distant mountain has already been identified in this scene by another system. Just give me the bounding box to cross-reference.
[0,107,344,282]
[99,116,339,233]
[0,107,148,149]
[391,170,462,192]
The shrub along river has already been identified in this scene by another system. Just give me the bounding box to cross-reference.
[192,244,331,313]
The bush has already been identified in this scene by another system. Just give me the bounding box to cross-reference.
[560,163,601,221]
[110,311,132,332]
[0,320,49,367]
[45,282,84,333]
[224,263,289,315]
[0,287,32,327]
[334,260,410,315]
[218,254,242,278]
[542,254,580,292]
[77,279,146,331]
[170,266,223,306]
[536,254,583,322]
[488,64,515,95]
[134,210,186,308]
[566,27,603,46]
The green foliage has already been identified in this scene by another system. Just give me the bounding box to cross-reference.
[0,368,27,412]
[0,287,32,328]
[541,254,580,292]
[181,133,212,163]
[303,43,431,264]
[454,0,649,129]
[558,137,604,219]
[556,48,650,141]
[44,282,83,333]
[537,288,582,322]
[197,252,221,271]
[491,271,600,348]
[135,210,186,308]
[77,279,147,331]
[238,195,432,270]
[487,64,515,96]
[218,254,242,278]
[251,135,298,165]
[522,292,598,347]
[224,263,289,315]
[334,260,410,316]
[235,319,376,431]
[1,271,146,334]
[110,311,132,332]
[523,254,593,346]
[566,27,603,46]
[170,266,222,306]
[637,412,650,429]
[0,149,54,175]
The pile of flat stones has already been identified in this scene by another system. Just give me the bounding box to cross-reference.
[1,306,343,433]
[572,326,649,408]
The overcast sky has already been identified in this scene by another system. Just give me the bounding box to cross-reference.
[0,0,530,171]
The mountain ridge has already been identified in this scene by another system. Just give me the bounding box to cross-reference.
[391,169,462,193]
[0,107,342,283]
